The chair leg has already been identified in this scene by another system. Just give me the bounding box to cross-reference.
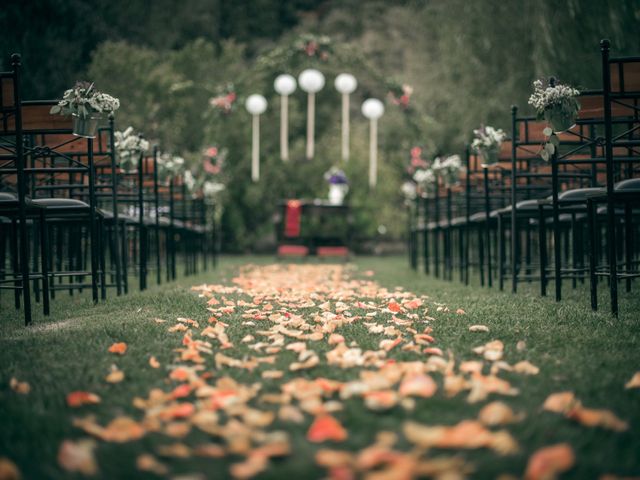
[608,222,619,318]
[112,221,123,296]
[588,200,598,311]
[571,216,578,289]
[539,208,547,297]
[39,211,50,316]
[486,221,492,288]
[166,228,172,282]
[0,222,5,295]
[99,218,107,301]
[434,227,440,278]
[89,218,99,304]
[423,230,429,275]
[464,224,470,286]
[525,223,532,281]
[18,217,32,326]
[32,223,40,303]
[478,225,485,287]
[156,225,162,285]
[139,225,147,291]
[11,219,20,309]
[121,223,129,295]
[458,227,464,283]
[553,215,562,302]
[624,203,632,293]
[498,215,505,292]
[67,227,74,296]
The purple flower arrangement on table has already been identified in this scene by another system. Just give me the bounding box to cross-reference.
[324,167,349,205]
[324,167,349,185]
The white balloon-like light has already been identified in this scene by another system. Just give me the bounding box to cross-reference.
[274,74,297,96]
[298,69,325,93]
[361,98,385,119]
[334,73,357,94]
[245,94,267,115]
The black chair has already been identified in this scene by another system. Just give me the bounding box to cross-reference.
[587,40,640,316]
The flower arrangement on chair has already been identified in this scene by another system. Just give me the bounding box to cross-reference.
[324,166,349,205]
[50,81,120,138]
[400,181,418,204]
[432,155,464,187]
[528,78,580,161]
[114,127,149,173]
[471,125,507,167]
[157,153,185,183]
[413,167,437,197]
[528,78,580,132]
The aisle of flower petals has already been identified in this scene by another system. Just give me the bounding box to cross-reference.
[56,264,634,479]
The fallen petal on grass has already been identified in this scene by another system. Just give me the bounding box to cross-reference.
[307,415,348,443]
[58,439,98,476]
[67,391,101,408]
[9,378,30,395]
[108,342,127,355]
[0,457,21,480]
[624,371,640,389]
[524,443,575,480]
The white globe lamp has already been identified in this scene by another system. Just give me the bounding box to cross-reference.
[361,98,385,188]
[361,98,385,120]
[334,73,358,162]
[245,94,267,182]
[298,69,325,159]
[274,74,296,162]
[335,73,357,94]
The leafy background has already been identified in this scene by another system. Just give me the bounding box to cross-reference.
[2,0,639,251]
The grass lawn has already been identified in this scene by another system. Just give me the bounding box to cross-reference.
[1,255,639,479]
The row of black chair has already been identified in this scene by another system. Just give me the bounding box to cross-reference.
[409,40,639,316]
[1,54,218,325]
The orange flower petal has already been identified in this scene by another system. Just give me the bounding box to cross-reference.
[108,342,127,355]
[307,415,348,443]
[524,443,575,480]
[66,391,101,408]
[388,301,402,313]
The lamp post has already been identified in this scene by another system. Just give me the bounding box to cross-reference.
[334,73,357,162]
[298,68,325,160]
[245,94,267,182]
[361,98,385,188]
[274,74,297,162]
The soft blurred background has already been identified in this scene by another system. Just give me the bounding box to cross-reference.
[2,0,639,252]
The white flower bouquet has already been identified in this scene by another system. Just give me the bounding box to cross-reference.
[50,81,120,119]
[202,180,225,199]
[114,127,149,173]
[157,153,185,182]
[435,154,464,186]
[528,79,580,132]
[413,167,437,195]
[471,125,507,166]
[400,181,417,202]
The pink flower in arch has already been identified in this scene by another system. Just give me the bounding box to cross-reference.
[205,147,218,158]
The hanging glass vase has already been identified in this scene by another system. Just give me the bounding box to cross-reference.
[72,113,101,138]
[545,107,576,133]
[480,147,499,168]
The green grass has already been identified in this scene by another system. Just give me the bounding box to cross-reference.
[1,256,639,479]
